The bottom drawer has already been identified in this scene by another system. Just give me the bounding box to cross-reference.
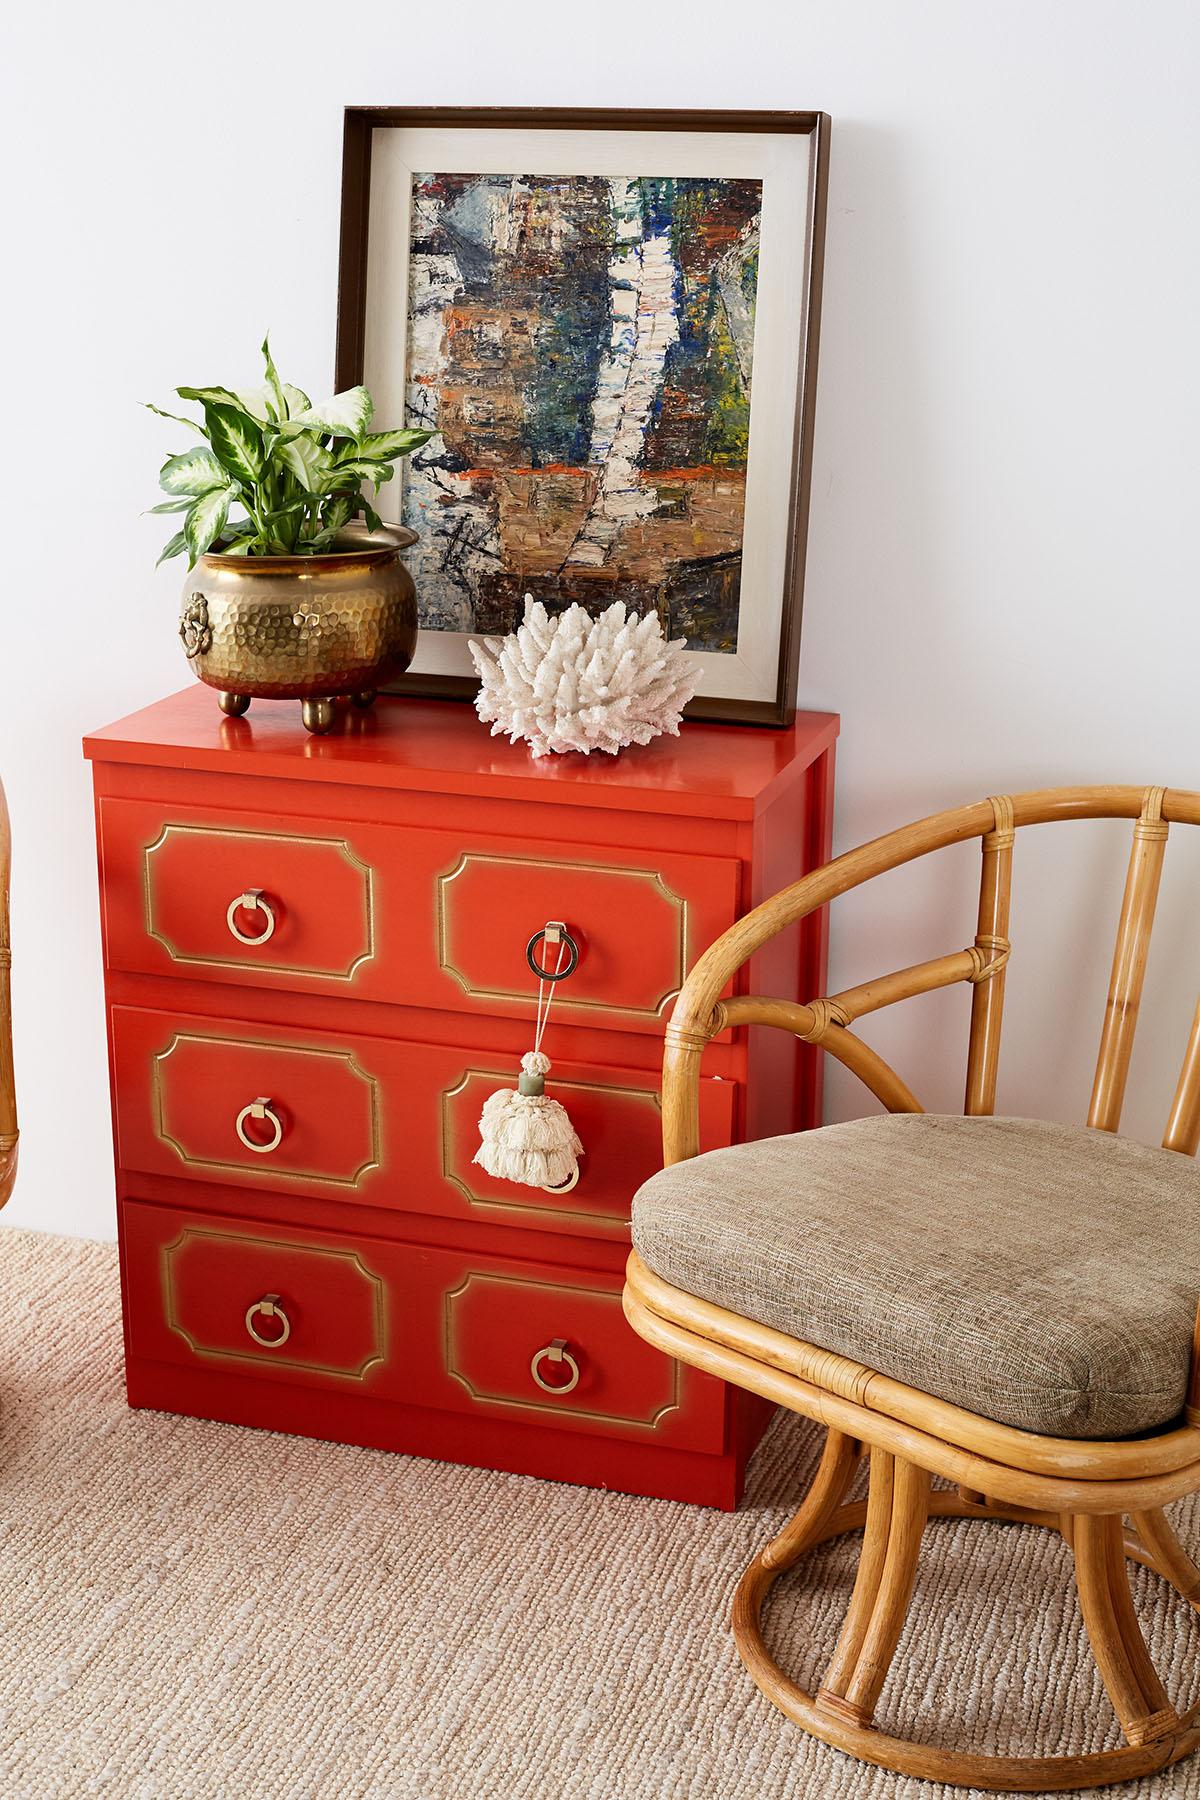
[416,1246,724,1445]
[121,1200,727,1452]
[124,1201,394,1387]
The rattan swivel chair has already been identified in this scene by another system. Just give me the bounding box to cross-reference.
[625,786,1200,1792]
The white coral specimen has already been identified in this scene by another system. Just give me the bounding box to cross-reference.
[468,598,700,758]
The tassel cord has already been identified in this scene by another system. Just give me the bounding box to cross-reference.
[532,935,568,1058]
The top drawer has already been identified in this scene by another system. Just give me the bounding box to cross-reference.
[97,795,739,1034]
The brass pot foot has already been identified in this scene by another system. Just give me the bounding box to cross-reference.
[218,692,251,718]
[301,697,336,735]
[351,690,377,709]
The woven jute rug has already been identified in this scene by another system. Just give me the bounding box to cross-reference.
[0,1228,1197,1800]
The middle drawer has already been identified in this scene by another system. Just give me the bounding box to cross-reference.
[111,1006,738,1240]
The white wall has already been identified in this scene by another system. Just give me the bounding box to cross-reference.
[2,0,1198,1239]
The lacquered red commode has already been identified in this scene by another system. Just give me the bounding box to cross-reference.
[84,687,838,1508]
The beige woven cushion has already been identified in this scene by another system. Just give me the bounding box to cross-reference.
[632,1114,1200,1440]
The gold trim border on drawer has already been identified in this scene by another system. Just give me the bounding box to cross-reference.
[443,1272,681,1429]
[436,852,688,1019]
[143,822,376,980]
[161,1227,387,1380]
[152,1033,383,1188]
[441,1067,658,1230]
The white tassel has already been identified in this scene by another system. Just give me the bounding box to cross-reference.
[473,1051,583,1192]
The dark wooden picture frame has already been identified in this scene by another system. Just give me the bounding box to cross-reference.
[336,106,830,727]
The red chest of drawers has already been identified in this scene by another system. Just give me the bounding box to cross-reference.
[84,687,838,1509]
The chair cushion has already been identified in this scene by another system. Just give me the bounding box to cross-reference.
[631,1115,1200,1439]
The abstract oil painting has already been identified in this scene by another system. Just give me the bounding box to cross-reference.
[402,173,762,653]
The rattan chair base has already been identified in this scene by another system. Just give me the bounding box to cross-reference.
[623,1261,1200,1791]
[734,1489,1200,1793]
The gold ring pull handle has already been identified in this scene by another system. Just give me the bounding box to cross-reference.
[226,888,276,946]
[235,1097,283,1155]
[541,1165,580,1195]
[530,1338,581,1396]
[245,1293,291,1349]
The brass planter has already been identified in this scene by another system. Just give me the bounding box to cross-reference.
[179,521,419,734]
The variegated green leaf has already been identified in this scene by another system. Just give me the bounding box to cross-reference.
[156,529,188,566]
[362,498,382,534]
[184,485,234,565]
[280,385,373,440]
[278,435,333,491]
[261,335,287,421]
[147,497,193,514]
[283,383,310,416]
[354,428,435,460]
[331,459,394,484]
[323,494,354,534]
[231,383,280,424]
[144,401,205,436]
[263,501,305,528]
[221,540,254,556]
[204,403,265,485]
[160,446,227,496]
[176,385,241,408]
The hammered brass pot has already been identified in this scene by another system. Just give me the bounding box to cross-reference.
[179,521,419,734]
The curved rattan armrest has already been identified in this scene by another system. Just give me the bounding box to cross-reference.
[668,800,994,1053]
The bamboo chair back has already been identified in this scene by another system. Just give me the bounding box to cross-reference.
[663,785,1200,1165]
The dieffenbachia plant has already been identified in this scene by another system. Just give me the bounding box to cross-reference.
[147,337,435,565]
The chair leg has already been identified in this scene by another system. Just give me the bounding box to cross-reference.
[1073,1512,1179,1748]
[816,1448,895,1719]
[761,1427,862,1574]
[733,1427,861,1634]
[817,1451,930,1729]
[1130,1508,1200,1608]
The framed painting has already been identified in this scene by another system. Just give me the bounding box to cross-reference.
[336,107,830,725]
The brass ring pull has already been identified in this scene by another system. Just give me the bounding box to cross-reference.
[530,1338,580,1396]
[235,1097,283,1154]
[245,1293,291,1349]
[541,1166,580,1194]
[226,888,276,946]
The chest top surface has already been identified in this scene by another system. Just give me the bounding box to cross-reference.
[84,687,838,822]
